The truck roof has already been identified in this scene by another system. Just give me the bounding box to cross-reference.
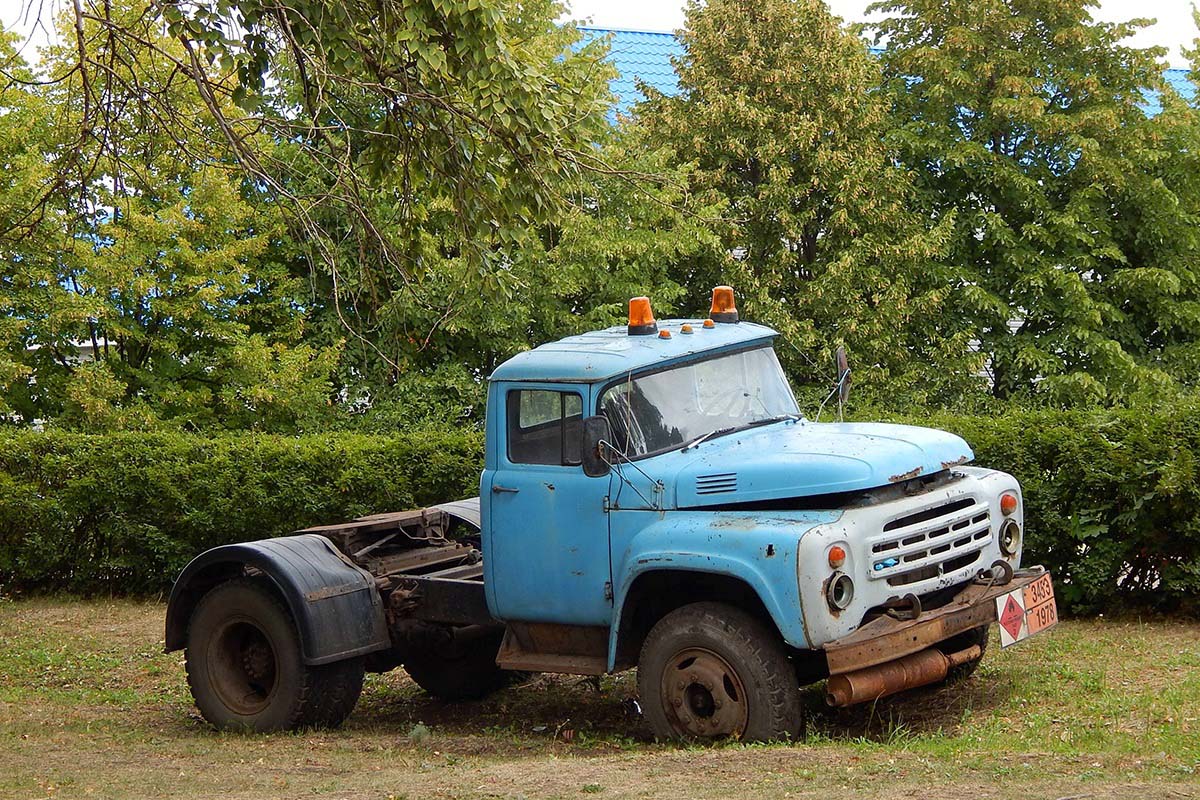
[489,319,779,383]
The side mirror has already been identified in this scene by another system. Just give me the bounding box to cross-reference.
[581,416,612,478]
[835,346,852,404]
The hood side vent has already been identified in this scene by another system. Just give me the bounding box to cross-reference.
[695,473,738,495]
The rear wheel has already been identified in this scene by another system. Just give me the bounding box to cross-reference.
[403,627,514,700]
[637,602,801,742]
[185,579,364,732]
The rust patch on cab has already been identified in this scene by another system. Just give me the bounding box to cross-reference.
[889,466,923,483]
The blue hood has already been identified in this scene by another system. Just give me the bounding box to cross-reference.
[669,420,973,508]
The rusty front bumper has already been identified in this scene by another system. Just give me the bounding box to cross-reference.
[822,570,1048,676]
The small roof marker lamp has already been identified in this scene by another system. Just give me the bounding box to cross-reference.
[710,285,739,323]
[628,296,658,336]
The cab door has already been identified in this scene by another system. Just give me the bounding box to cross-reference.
[482,384,613,625]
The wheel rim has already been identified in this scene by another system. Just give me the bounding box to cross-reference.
[659,647,749,738]
[208,617,279,715]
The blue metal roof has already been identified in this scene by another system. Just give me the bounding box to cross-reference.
[1144,68,1196,115]
[581,27,1195,118]
[489,320,778,383]
[579,27,682,116]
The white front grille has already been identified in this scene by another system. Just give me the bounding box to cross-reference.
[866,496,992,586]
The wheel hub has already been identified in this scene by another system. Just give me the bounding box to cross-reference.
[660,647,749,738]
[210,619,278,715]
[242,639,274,684]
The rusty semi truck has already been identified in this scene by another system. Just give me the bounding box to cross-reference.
[165,287,1057,741]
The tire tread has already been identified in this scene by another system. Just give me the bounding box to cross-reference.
[637,601,801,742]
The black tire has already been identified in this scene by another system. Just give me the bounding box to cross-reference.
[403,628,511,701]
[185,578,364,732]
[304,657,367,728]
[939,624,990,682]
[637,601,801,742]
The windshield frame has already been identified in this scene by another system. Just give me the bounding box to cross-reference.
[594,342,799,462]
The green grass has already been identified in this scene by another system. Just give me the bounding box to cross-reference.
[0,597,1198,799]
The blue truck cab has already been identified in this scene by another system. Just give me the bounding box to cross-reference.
[166,287,1058,741]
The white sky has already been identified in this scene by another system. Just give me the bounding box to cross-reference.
[1,0,1195,68]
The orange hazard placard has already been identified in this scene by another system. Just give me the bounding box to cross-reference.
[1023,573,1058,636]
[996,573,1057,648]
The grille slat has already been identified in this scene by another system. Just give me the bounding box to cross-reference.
[868,496,993,586]
[870,521,990,563]
[881,497,975,532]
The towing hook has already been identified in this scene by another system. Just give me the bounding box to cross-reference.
[884,593,922,621]
[975,560,1015,586]
[984,561,1012,585]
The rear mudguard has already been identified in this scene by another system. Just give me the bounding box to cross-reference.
[164,534,389,666]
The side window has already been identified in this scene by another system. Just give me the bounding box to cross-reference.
[507,389,584,466]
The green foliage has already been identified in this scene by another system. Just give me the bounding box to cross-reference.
[7,0,1198,427]
[0,430,483,594]
[634,0,984,407]
[870,0,1200,404]
[304,121,722,415]
[0,34,56,418]
[170,0,615,279]
[164,0,619,381]
[342,362,488,432]
[184,0,641,401]
[0,0,632,431]
[0,4,339,432]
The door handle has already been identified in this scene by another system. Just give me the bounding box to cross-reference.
[492,485,520,494]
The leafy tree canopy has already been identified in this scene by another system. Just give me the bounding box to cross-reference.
[870,0,1200,404]
[636,0,985,408]
[3,0,1200,431]
[0,4,336,431]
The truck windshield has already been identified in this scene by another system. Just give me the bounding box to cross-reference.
[599,346,799,457]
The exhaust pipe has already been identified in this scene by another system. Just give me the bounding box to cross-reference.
[825,644,982,707]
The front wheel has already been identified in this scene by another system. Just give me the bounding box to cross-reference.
[637,602,801,742]
[185,578,364,732]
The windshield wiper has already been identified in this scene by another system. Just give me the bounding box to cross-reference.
[681,415,798,452]
[681,426,735,452]
[744,414,801,428]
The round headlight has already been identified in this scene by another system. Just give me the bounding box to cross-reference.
[826,572,855,611]
[999,519,1021,556]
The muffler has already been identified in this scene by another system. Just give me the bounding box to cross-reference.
[825,644,982,707]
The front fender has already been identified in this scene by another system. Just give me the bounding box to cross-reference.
[165,534,389,666]
[607,510,840,670]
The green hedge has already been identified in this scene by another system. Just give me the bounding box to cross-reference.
[2,405,1198,614]
[0,431,484,595]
